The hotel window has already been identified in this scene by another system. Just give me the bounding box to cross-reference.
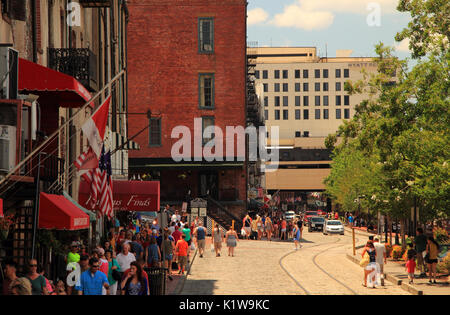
[323,69,329,78]
[283,70,288,79]
[336,69,341,78]
[303,69,309,78]
[335,82,341,91]
[264,96,268,107]
[264,110,268,120]
[295,83,300,92]
[149,117,161,146]
[295,70,301,78]
[263,83,268,92]
[274,70,280,79]
[263,70,268,79]
[295,96,300,106]
[283,96,289,106]
[275,110,280,120]
[315,69,320,78]
[344,95,350,105]
[255,70,260,79]
[199,73,214,108]
[202,116,215,145]
[283,110,289,120]
[303,109,309,119]
[323,95,329,106]
[303,95,309,106]
[323,109,329,119]
[336,108,341,119]
[344,108,350,119]
[344,69,349,78]
[274,83,280,92]
[336,95,342,106]
[274,96,280,106]
[295,131,301,137]
[323,82,329,91]
[295,109,301,120]
[315,95,321,106]
[315,82,320,92]
[303,82,309,91]
[283,83,288,92]
[315,109,321,119]
[198,18,214,53]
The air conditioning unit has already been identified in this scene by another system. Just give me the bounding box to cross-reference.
[0,46,19,100]
[0,125,16,173]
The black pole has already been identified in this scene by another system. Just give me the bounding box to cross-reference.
[32,152,45,260]
[384,215,388,243]
[413,196,417,237]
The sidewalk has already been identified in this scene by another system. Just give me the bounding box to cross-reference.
[345,227,450,295]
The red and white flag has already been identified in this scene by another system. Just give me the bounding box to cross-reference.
[81,96,111,159]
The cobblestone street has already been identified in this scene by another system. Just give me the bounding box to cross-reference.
[180,230,411,295]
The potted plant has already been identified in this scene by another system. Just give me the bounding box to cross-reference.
[0,214,15,241]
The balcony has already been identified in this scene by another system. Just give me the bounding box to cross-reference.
[48,48,98,92]
[79,0,111,7]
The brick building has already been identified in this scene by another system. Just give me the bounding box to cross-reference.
[127,0,249,223]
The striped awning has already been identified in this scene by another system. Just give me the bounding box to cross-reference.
[112,131,140,151]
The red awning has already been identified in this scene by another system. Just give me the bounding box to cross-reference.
[78,180,160,212]
[18,58,92,108]
[39,192,90,230]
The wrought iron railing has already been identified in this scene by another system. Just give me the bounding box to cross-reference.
[79,0,111,7]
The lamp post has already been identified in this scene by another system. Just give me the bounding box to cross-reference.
[32,152,46,260]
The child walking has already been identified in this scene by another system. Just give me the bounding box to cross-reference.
[405,243,417,284]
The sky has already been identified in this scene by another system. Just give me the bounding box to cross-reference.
[247,0,412,60]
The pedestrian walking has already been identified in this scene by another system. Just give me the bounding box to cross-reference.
[426,236,440,284]
[361,241,380,288]
[26,259,48,295]
[414,228,428,277]
[121,261,148,295]
[76,257,110,295]
[146,236,161,268]
[280,219,287,241]
[175,234,189,274]
[225,227,238,257]
[105,250,121,296]
[212,224,223,257]
[348,214,354,227]
[2,260,18,295]
[293,224,301,250]
[406,255,416,284]
[256,216,263,240]
[194,221,207,258]
[265,217,273,241]
[242,214,252,240]
[116,243,136,279]
[373,237,387,285]
[161,230,175,279]
[251,217,258,240]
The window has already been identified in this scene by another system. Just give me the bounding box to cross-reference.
[295,70,300,78]
[264,110,268,120]
[283,83,288,92]
[336,95,341,106]
[303,69,309,78]
[262,70,268,79]
[202,116,215,145]
[283,70,288,79]
[335,82,341,91]
[323,109,329,119]
[344,108,350,119]
[274,96,280,106]
[323,82,329,91]
[199,73,214,108]
[295,131,301,137]
[303,82,309,91]
[274,83,280,92]
[323,95,329,106]
[295,109,301,120]
[274,70,280,79]
[315,82,320,92]
[263,83,268,93]
[323,69,329,78]
[283,96,289,106]
[255,70,260,79]
[315,109,321,119]
[336,108,341,119]
[303,109,309,120]
[264,96,268,107]
[303,131,309,137]
[344,69,349,78]
[303,95,309,106]
[315,69,320,78]
[149,118,161,146]
[335,69,341,78]
[295,96,300,106]
[295,83,300,92]
[274,110,280,120]
[198,18,214,53]
[344,95,350,105]
[315,95,321,106]
[283,110,289,120]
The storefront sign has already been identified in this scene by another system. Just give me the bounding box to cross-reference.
[199,207,207,217]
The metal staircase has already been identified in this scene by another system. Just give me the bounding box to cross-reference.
[206,195,243,237]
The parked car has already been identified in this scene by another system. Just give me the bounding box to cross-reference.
[283,211,296,220]
[308,216,325,232]
[303,211,318,226]
[324,220,345,235]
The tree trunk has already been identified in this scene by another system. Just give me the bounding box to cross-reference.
[388,216,393,245]
[401,218,407,250]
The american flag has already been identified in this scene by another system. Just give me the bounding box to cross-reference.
[74,145,113,220]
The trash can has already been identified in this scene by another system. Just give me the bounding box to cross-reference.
[144,267,167,295]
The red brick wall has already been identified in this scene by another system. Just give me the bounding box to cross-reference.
[127,0,247,160]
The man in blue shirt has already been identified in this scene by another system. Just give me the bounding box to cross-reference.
[77,257,109,295]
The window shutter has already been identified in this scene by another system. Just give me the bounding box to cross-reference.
[9,0,26,21]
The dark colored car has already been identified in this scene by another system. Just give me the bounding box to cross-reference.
[304,211,319,226]
[308,216,325,232]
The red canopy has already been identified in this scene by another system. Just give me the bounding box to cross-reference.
[39,193,90,230]
[18,58,92,108]
[79,180,160,212]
